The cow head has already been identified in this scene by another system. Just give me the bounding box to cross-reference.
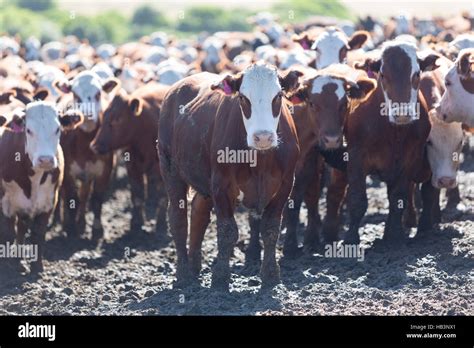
[91,80,142,155]
[427,112,464,189]
[54,71,119,132]
[356,42,440,125]
[7,101,82,171]
[289,65,377,149]
[294,27,369,69]
[211,62,301,151]
[437,48,474,127]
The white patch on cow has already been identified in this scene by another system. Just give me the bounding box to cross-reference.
[238,62,281,150]
[70,160,105,180]
[380,41,420,123]
[1,170,56,218]
[202,37,223,71]
[312,28,348,69]
[237,190,244,201]
[24,102,61,170]
[427,115,463,189]
[438,49,474,126]
[311,75,345,100]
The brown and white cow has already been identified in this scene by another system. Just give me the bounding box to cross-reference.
[158,62,301,290]
[53,71,117,239]
[293,26,370,69]
[0,95,83,273]
[328,41,440,245]
[437,48,474,127]
[280,64,376,256]
[91,81,170,235]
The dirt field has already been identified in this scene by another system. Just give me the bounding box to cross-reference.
[0,141,472,315]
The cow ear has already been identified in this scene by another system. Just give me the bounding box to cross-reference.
[354,58,381,74]
[457,50,474,76]
[102,78,121,93]
[345,78,377,101]
[418,53,440,72]
[33,88,49,101]
[292,33,314,50]
[9,114,25,133]
[59,110,84,130]
[54,79,72,94]
[287,87,307,105]
[279,70,303,93]
[0,90,16,105]
[129,98,143,116]
[0,115,7,127]
[348,31,369,50]
[211,74,243,95]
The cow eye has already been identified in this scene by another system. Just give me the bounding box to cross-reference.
[56,127,60,135]
[26,128,32,135]
[95,92,100,101]
[427,140,432,146]
[445,79,451,87]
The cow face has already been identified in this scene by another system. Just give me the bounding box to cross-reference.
[426,113,464,189]
[55,72,119,131]
[290,66,377,149]
[357,42,439,124]
[212,62,301,151]
[294,28,369,69]
[91,86,142,155]
[437,49,474,127]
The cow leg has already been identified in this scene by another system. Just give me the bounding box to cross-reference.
[344,155,367,245]
[445,186,460,211]
[211,176,238,291]
[403,182,418,228]
[260,176,294,288]
[154,171,169,236]
[245,211,262,267]
[303,159,324,253]
[417,180,438,236]
[126,161,145,232]
[322,168,347,244]
[188,192,212,278]
[61,174,79,239]
[383,180,409,245]
[282,195,303,258]
[433,188,441,223]
[77,179,92,237]
[30,213,49,274]
[90,160,113,241]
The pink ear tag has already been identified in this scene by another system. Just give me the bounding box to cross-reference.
[367,70,376,79]
[12,122,23,133]
[223,80,232,95]
[301,41,310,50]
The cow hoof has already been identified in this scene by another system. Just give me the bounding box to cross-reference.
[283,245,303,259]
[342,233,360,246]
[91,226,104,241]
[260,273,281,290]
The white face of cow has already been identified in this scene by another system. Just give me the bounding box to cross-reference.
[70,72,104,126]
[312,29,349,69]
[427,115,464,189]
[438,49,474,127]
[24,102,61,171]
[238,63,282,150]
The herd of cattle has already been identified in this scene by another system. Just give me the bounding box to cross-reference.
[0,12,473,291]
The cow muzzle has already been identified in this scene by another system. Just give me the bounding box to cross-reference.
[35,156,56,170]
[252,131,276,150]
[435,176,457,189]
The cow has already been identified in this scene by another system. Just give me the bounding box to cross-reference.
[53,71,117,239]
[90,81,170,235]
[278,64,377,257]
[158,62,301,290]
[437,48,474,127]
[324,41,440,246]
[293,27,370,69]
[0,94,83,273]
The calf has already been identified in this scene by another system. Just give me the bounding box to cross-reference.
[0,96,82,273]
[437,48,474,127]
[91,82,170,234]
[54,71,116,239]
[280,65,376,257]
[158,62,301,290]
[327,42,439,246]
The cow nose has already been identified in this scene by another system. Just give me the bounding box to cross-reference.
[438,177,456,188]
[37,156,55,168]
[253,131,274,150]
[323,135,341,149]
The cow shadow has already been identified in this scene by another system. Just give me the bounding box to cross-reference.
[127,283,282,315]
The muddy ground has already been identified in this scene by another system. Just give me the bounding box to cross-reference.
[0,149,472,316]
